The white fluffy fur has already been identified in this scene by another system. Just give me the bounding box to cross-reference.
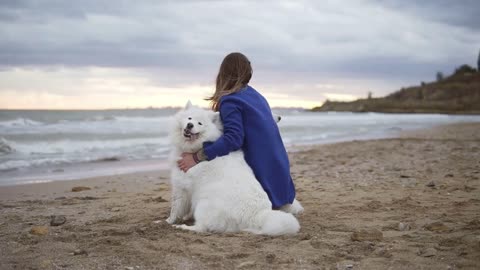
[166,102,301,235]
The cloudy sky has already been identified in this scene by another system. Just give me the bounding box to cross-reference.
[1,0,479,109]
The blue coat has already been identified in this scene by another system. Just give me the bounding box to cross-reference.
[203,85,296,208]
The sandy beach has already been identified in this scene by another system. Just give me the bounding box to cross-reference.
[1,123,479,269]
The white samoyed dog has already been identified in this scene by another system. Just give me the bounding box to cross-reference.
[165,101,301,235]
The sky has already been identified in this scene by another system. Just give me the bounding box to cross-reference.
[0,0,479,109]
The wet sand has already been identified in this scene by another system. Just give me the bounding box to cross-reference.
[0,123,479,269]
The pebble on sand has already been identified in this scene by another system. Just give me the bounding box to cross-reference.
[351,229,383,242]
[418,247,437,257]
[236,261,256,269]
[73,249,88,256]
[266,254,276,263]
[50,215,67,226]
[30,226,48,236]
[71,186,91,192]
[426,181,436,188]
[424,221,449,232]
[153,196,168,203]
[374,248,393,258]
[398,222,411,231]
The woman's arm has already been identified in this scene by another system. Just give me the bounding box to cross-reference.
[203,99,244,160]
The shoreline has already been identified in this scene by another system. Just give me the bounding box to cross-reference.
[2,112,480,187]
[0,125,434,188]
[0,169,170,201]
[0,121,477,189]
[0,158,170,187]
[0,121,477,199]
[0,121,454,187]
[1,122,479,269]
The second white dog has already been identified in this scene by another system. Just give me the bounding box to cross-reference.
[166,102,300,235]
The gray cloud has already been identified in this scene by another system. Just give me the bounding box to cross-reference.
[375,0,480,30]
[0,0,479,89]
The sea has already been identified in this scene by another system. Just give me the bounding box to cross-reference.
[1,108,480,186]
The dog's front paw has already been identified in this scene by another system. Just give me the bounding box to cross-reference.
[165,216,177,224]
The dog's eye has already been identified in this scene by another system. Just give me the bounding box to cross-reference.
[188,117,192,120]
[198,122,202,125]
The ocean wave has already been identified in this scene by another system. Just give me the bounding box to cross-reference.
[0,138,15,155]
[62,115,171,123]
[115,116,173,122]
[92,156,122,162]
[0,137,171,171]
[0,157,79,171]
[0,148,170,171]
[0,154,121,171]
[10,137,169,155]
[0,118,43,128]
[0,160,31,171]
[85,115,117,122]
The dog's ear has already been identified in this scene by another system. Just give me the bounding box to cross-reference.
[211,111,220,124]
[272,114,282,123]
[185,100,193,109]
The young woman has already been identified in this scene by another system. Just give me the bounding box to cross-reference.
[178,52,302,213]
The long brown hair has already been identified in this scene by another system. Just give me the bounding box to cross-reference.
[207,52,252,111]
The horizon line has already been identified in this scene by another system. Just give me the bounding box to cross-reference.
[0,105,312,111]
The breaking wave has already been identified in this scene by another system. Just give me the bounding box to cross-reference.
[0,118,43,128]
[0,138,14,155]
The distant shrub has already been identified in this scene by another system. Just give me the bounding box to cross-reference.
[313,66,480,113]
[454,64,476,75]
[436,72,444,81]
[477,49,480,71]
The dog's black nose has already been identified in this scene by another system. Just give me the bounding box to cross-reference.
[278,116,281,121]
[186,123,194,129]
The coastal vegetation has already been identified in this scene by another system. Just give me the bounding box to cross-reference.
[312,64,480,114]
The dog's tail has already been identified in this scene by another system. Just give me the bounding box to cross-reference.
[252,209,300,236]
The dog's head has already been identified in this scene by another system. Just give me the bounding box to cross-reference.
[170,101,222,153]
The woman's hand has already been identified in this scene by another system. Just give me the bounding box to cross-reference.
[177,153,197,172]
